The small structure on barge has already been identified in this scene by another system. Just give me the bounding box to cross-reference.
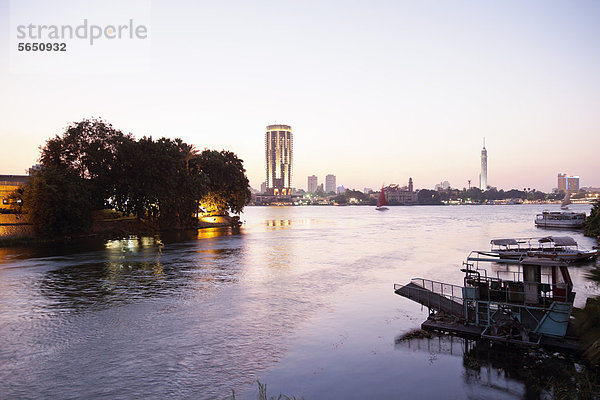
[477,236,598,262]
[394,256,579,351]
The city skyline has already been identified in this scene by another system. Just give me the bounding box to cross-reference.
[1,1,599,192]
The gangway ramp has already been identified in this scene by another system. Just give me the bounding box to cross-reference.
[394,280,465,319]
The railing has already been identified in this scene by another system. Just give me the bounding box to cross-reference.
[394,279,465,318]
[463,273,569,305]
[409,278,464,300]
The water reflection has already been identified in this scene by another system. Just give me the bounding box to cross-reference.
[395,333,598,399]
[266,219,294,230]
[104,236,163,251]
[36,233,244,313]
[265,219,318,229]
[196,226,241,240]
[39,261,168,311]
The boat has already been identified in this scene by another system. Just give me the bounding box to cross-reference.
[375,186,388,211]
[480,236,597,262]
[535,210,586,229]
[394,255,579,349]
[560,193,571,210]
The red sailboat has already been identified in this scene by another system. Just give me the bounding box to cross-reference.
[376,186,389,211]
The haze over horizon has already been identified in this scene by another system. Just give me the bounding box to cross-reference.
[1,0,599,193]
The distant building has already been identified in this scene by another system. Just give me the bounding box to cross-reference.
[435,181,451,191]
[307,175,318,193]
[336,185,346,194]
[582,186,600,193]
[0,175,29,209]
[325,174,336,194]
[260,182,267,194]
[265,124,293,195]
[363,188,373,194]
[480,138,488,190]
[28,164,42,176]
[557,173,580,194]
[384,178,418,204]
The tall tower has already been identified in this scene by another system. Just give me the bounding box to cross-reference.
[265,124,293,195]
[480,138,487,191]
[325,174,336,194]
[307,175,318,193]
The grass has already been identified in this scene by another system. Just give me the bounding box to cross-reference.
[229,380,304,400]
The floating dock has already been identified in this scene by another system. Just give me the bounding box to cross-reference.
[420,316,581,353]
[395,271,582,354]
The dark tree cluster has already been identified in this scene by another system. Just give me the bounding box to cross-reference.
[333,189,372,205]
[583,198,600,239]
[18,118,251,236]
[427,187,552,204]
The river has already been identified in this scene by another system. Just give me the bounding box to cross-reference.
[0,205,598,399]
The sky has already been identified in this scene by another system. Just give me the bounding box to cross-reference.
[1,0,599,192]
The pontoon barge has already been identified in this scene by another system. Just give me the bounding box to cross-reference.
[395,256,580,351]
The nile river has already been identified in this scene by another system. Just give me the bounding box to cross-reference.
[0,205,598,399]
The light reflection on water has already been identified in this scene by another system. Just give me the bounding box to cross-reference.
[0,205,598,399]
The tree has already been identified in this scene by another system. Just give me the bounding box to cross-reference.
[176,139,199,170]
[573,199,600,365]
[505,189,527,200]
[575,296,600,365]
[40,118,132,209]
[28,119,252,235]
[333,194,347,204]
[314,188,326,197]
[462,187,483,203]
[193,150,251,215]
[111,137,205,229]
[417,189,442,205]
[583,198,600,238]
[19,167,93,237]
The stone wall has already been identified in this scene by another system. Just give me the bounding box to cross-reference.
[0,214,34,239]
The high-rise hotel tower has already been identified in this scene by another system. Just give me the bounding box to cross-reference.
[265,124,293,195]
[480,138,487,191]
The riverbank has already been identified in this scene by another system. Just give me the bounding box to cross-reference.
[0,212,239,247]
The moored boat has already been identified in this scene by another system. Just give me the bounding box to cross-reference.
[484,236,597,262]
[535,210,585,229]
[394,255,578,349]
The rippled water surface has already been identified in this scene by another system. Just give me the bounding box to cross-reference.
[0,205,598,399]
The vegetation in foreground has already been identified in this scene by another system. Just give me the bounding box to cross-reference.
[10,118,251,238]
[230,380,303,400]
[583,198,600,239]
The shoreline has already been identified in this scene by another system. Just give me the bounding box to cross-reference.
[0,214,239,247]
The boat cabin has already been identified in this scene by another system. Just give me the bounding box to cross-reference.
[461,257,574,338]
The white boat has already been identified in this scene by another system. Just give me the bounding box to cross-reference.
[535,211,585,229]
[485,236,597,262]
